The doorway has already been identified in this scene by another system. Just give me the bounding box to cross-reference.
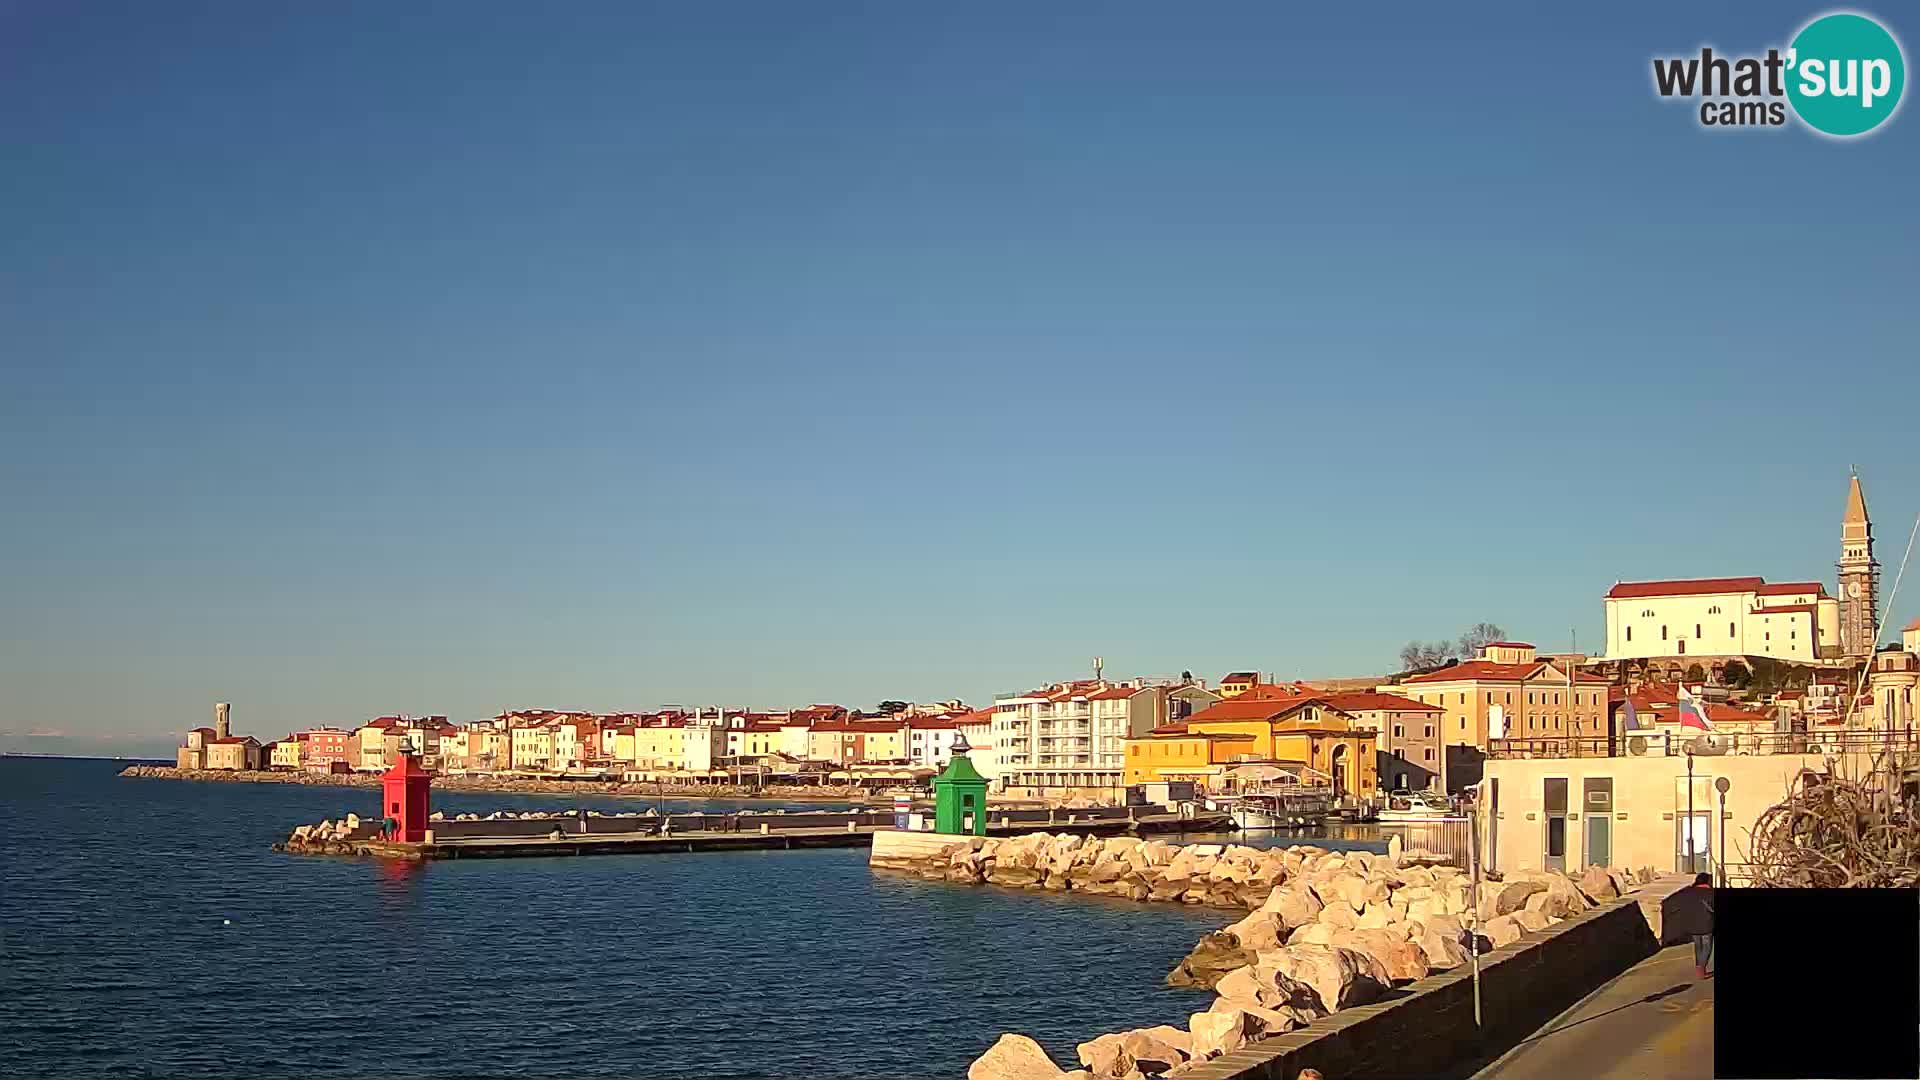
[1543,777,1568,873]
[1583,777,1614,867]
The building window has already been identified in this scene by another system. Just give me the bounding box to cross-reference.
[1424,748,1434,761]
[1393,724,1404,738]
[1695,624,1702,638]
[1626,626,1632,642]
[1729,622,1735,637]
[1424,725,1434,738]
[1662,625,1668,640]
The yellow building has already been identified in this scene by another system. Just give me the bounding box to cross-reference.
[1123,694,1379,798]
[1121,727,1257,788]
[1390,642,1609,752]
[269,738,303,770]
[626,723,726,774]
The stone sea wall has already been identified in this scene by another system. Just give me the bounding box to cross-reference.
[871,833,1660,1080]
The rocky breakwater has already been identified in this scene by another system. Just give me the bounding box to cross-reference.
[959,840,1659,1080]
[872,832,1453,912]
[275,813,383,855]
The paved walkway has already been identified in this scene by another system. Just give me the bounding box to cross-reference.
[1471,942,1713,1080]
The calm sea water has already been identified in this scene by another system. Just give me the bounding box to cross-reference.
[0,758,1273,1080]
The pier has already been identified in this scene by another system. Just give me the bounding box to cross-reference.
[276,807,1233,859]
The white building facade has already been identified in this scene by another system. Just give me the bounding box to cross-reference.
[1603,577,1840,663]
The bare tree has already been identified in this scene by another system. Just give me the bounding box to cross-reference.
[1456,622,1507,659]
[1399,640,1454,672]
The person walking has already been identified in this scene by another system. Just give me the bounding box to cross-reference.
[1672,871,1716,979]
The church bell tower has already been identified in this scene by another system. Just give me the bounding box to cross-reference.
[1838,471,1879,658]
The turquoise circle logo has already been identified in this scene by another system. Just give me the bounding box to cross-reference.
[1786,12,1906,136]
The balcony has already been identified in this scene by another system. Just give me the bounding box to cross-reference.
[1487,730,1916,760]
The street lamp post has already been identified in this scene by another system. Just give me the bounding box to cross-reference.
[1714,775,1731,886]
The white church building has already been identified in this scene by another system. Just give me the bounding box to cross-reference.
[1600,474,1879,666]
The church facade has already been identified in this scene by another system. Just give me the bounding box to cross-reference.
[1601,474,1879,666]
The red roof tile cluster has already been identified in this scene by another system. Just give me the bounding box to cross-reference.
[1755,582,1828,597]
[1484,641,1535,649]
[1606,577,1766,599]
[1401,660,1608,685]
[1319,691,1442,713]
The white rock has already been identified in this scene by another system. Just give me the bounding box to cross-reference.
[970,1034,1067,1080]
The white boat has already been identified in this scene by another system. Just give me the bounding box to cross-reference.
[1376,792,1466,823]
[1229,789,1334,830]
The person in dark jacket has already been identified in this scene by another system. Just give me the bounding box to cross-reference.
[1669,871,1716,978]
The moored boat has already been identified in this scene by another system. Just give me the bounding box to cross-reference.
[1376,791,1466,823]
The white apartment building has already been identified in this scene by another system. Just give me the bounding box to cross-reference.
[993,680,1177,802]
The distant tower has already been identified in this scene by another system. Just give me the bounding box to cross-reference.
[1838,471,1880,658]
[214,702,231,741]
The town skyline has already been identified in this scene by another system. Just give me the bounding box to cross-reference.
[11,467,1917,760]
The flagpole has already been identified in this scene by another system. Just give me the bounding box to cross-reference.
[1686,749,1695,874]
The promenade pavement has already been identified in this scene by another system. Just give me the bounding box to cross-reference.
[1469,941,1713,1080]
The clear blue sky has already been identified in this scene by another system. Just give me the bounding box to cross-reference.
[4,2,1917,754]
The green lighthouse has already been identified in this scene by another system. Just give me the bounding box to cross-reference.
[932,733,989,836]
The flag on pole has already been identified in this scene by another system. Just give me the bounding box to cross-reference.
[1621,697,1642,732]
[1677,686,1716,731]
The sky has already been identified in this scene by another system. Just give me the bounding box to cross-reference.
[4,2,1918,756]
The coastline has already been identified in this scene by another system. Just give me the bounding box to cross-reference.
[116,764,882,803]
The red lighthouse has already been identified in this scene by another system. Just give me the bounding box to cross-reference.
[380,752,433,843]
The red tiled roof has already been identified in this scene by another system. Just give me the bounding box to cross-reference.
[1087,686,1142,701]
[211,735,257,745]
[1905,616,1920,632]
[906,716,960,730]
[952,707,997,725]
[1147,722,1190,735]
[1319,691,1442,713]
[1756,582,1828,597]
[189,727,215,735]
[1239,682,1318,700]
[1401,660,1608,685]
[1183,699,1302,723]
[1606,577,1765,599]
[1708,704,1773,725]
[1484,642,1534,649]
[1221,672,1259,682]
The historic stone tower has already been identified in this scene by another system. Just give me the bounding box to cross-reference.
[1838,472,1880,658]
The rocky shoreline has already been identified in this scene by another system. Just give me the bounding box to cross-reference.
[117,764,873,803]
[873,833,1657,1079]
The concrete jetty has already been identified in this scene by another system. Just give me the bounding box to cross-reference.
[274,807,1231,860]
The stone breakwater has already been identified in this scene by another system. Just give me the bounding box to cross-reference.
[872,833,1659,1080]
[118,764,863,802]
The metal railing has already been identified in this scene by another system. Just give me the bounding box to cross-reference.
[1488,729,1918,759]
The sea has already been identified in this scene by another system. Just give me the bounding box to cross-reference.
[0,757,1404,1080]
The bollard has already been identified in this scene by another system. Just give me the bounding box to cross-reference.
[761,823,770,835]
